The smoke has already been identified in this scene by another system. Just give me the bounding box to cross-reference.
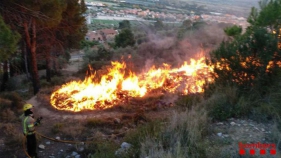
[110,21,229,75]
[131,22,227,72]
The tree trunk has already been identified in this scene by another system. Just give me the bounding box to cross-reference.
[46,51,51,82]
[24,18,40,95]
[0,61,8,91]
[22,41,31,80]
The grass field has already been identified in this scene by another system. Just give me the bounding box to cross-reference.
[88,19,152,31]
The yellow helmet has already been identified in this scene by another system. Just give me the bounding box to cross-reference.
[23,104,33,111]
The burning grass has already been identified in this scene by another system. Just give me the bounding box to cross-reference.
[50,57,213,112]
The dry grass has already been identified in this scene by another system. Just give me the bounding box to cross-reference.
[61,123,85,140]
[0,108,18,123]
[0,98,12,109]
[140,105,208,158]
[1,123,23,147]
[51,122,64,134]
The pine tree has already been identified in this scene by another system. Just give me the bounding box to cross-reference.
[0,15,20,62]
[0,0,66,94]
[0,15,20,91]
[114,28,135,48]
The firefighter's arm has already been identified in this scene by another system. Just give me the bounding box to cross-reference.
[34,117,43,126]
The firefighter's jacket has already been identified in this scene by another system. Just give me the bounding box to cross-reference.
[21,114,36,135]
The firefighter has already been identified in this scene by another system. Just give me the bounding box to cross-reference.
[21,103,41,158]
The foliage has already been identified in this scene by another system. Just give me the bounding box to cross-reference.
[207,0,281,121]
[180,19,193,29]
[80,40,99,49]
[118,20,131,30]
[247,7,259,26]
[224,25,242,37]
[154,19,164,30]
[205,85,241,121]
[50,75,67,86]
[175,93,203,109]
[95,45,113,61]
[40,80,52,88]
[0,0,87,94]
[80,0,87,13]
[114,28,135,48]
[177,21,206,39]
[123,120,163,157]
[57,0,88,49]
[256,0,281,30]
[83,46,113,63]
[209,26,280,94]
[0,15,20,62]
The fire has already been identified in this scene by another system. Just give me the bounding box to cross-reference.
[50,57,214,112]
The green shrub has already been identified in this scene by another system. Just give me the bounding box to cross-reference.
[86,140,119,158]
[40,80,51,88]
[205,85,240,121]
[50,75,66,86]
[209,27,280,94]
[175,93,203,109]
[123,120,163,157]
[208,96,240,121]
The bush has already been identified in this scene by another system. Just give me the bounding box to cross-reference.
[175,93,203,109]
[40,80,52,88]
[123,120,163,157]
[0,91,24,110]
[50,75,66,86]
[140,105,208,158]
[0,98,12,110]
[205,85,240,121]
[1,123,23,147]
[209,27,280,97]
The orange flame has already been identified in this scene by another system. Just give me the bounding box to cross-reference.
[50,57,214,112]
